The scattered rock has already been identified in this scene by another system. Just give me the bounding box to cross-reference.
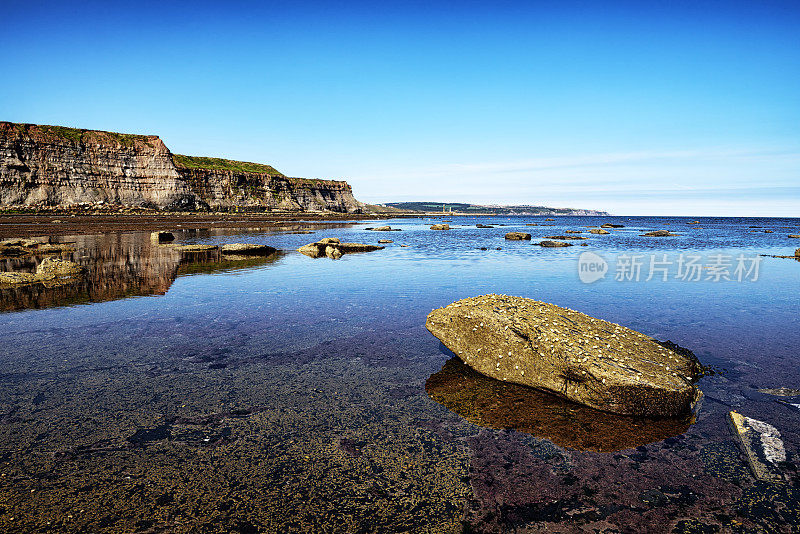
[728,411,786,481]
[564,230,583,234]
[298,238,384,259]
[789,235,800,238]
[377,239,393,244]
[758,387,800,397]
[36,257,85,278]
[590,228,610,235]
[537,240,573,247]
[545,218,555,221]
[325,246,343,259]
[600,223,624,228]
[1,257,86,286]
[544,235,589,240]
[175,244,219,252]
[151,231,174,243]
[0,271,39,284]
[425,295,703,417]
[504,232,531,240]
[430,224,450,230]
[220,243,277,256]
[764,230,774,233]
[476,224,494,228]
[0,238,74,258]
[688,221,700,225]
[369,226,401,231]
[642,230,679,237]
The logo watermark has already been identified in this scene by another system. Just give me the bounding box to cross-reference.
[578,252,762,284]
[578,252,608,283]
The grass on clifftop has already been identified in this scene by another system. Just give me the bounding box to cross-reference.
[28,124,153,147]
[172,154,284,176]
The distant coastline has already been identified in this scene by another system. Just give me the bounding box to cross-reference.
[379,201,609,216]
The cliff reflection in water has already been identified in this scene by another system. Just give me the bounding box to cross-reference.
[426,357,693,452]
[0,232,283,312]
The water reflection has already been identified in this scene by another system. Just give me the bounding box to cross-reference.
[426,357,693,452]
[0,232,283,312]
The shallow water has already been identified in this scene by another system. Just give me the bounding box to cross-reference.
[0,216,798,532]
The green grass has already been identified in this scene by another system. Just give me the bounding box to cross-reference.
[172,154,283,176]
[33,124,153,147]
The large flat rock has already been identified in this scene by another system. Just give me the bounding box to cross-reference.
[425,295,703,417]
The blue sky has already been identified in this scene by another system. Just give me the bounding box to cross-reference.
[2,0,798,215]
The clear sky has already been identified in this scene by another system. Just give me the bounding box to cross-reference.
[2,0,798,216]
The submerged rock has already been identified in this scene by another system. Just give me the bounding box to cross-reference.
[220,243,277,256]
[537,240,573,247]
[757,387,800,397]
[564,230,583,234]
[642,230,679,237]
[728,411,786,481]
[590,228,611,235]
[430,224,450,230]
[425,295,703,417]
[298,238,384,259]
[426,357,692,452]
[504,232,531,240]
[476,224,494,228]
[601,223,624,228]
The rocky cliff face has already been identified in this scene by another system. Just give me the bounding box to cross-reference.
[176,166,359,212]
[0,122,362,212]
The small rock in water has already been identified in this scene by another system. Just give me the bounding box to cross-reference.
[430,224,450,230]
[537,240,573,247]
[589,228,610,235]
[728,411,786,481]
[377,239,393,244]
[504,232,531,240]
[544,235,589,240]
[642,230,679,237]
[298,238,384,259]
[176,244,219,252]
[789,235,800,238]
[220,243,276,256]
[600,223,624,228]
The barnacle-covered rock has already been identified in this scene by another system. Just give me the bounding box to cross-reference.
[425,295,703,417]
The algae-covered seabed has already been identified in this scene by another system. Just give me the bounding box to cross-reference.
[0,217,799,532]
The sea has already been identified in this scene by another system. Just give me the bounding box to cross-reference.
[0,215,798,532]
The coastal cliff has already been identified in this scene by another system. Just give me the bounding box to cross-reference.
[0,122,362,213]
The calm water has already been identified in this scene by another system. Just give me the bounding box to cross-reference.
[0,216,799,533]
